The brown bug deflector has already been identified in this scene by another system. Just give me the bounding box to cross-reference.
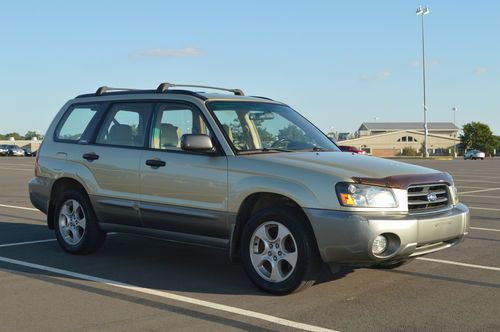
[351,172,454,189]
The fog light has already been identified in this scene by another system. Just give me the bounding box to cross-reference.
[372,235,388,255]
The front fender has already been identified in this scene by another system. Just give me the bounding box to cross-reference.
[228,175,320,212]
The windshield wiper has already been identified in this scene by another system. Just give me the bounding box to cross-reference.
[238,148,293,155]
[262,147,294,152]
[295,146,331,152]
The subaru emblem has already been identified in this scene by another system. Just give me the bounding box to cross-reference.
[427,192,438,202]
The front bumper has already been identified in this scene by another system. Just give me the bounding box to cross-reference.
[305,203,469,264]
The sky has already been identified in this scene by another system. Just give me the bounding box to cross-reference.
[1,0,499,136]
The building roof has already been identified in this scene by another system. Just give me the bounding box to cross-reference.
[360,122,458,131]
[343,129,459,144]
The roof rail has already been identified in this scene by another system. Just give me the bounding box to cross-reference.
[95,86,142,96]
[156,82,244,96]
[250,96,274,101]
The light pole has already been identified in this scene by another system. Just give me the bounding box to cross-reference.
[452,106,458,157]
[417,5,430,157]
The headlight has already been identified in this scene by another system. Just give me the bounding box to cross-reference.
[449,185,459,205]
[336,183,398,208]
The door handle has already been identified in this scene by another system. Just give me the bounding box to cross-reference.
[83,153,99,161]
[145,159,166,167]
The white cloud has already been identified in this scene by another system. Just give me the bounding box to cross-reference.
[361,70,391,81]
[474,67,489,75]
[130,47,203,59]
[375,70,391,80]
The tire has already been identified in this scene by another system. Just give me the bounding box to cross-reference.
[54,189,106,254]
[240,208,322,295]
[372,258,414,269]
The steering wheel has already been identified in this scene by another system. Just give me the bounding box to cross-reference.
[270,138,291,148]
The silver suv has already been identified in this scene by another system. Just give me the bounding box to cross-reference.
[29,83,470,294]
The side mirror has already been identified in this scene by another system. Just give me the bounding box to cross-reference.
[181,134,215,153]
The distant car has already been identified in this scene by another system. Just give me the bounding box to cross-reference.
[0,145,9,156]
[464,150,485,160]
[338,145,367,155]
[23,147,37,156]
[6,145,25,156]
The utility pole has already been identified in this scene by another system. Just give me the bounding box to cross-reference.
[417,5,430,157]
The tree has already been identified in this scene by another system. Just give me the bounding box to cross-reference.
[460,122,497,155]
[400,146,418,156]
[255,122,275,147]
[24,131,43,140]
[4,132,23,140]
[278,125,307,142]
[0,133,5,140]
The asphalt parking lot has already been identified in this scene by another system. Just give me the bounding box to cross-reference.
[0,157,499,331]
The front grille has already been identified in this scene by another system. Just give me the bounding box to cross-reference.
[407,183,450,213]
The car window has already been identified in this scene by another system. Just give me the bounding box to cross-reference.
[211,110,248,150]
[96,103,153,148]
[209,102,338,152]
[150,104,212,151]
[56,104,100,141]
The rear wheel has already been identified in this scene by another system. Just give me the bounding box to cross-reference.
[241,208,321,295]
[54,189,106,254]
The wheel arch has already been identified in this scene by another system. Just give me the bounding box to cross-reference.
[47,177,90,229]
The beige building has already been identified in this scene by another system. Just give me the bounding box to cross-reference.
[340,122,459,157]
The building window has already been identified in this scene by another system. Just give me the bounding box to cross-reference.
[397,136,418,142]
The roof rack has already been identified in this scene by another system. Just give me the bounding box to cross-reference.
[95,86,143,96]
[156,82,244,96]
[250,96,274,101]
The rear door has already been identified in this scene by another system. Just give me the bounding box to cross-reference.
[79,102,154,227]
[139,102,228,240]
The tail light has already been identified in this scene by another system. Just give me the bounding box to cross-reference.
[34,141,43,177]
[34,152,40,177]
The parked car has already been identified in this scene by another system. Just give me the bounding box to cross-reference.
[23,147,37,156]
[464,149,485,160]
[338,145,367,155]
[29,83,470,294]
[0,145,9,156]
[6,145,25,156]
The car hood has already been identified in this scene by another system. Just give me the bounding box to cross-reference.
[244,151,441,180]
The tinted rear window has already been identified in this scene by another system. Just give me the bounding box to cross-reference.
[56,104,101,142]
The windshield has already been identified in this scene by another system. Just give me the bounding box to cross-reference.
[208,102,339,153]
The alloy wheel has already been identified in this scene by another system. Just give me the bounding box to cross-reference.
[58,199,86,245]
[249,221,298,283]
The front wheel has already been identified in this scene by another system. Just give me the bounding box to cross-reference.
[240,208,321,295]
[54,189,106,254]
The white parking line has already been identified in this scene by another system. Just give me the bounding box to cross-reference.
[0,167,32,172]
[0,204,39,212]
[417,257,500,272]
[453,174,500,180]
[470,227,500,232]
[468,206,500,212]
[0,239,56,248]
[0,256,336,332]
[0,162,34,166]
[460,194,500,199]
[455,179,500,184]
[459,187,500,194]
